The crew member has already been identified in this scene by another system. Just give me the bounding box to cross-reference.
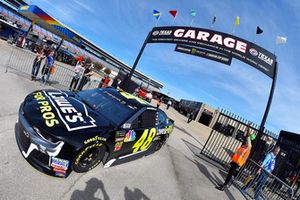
[216,124,255,191]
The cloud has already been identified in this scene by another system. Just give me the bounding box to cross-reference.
[72,0,96,14]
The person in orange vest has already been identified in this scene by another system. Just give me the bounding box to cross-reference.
[216,124,256,191]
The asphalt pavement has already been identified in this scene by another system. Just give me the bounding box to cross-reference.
[0,40,245,200]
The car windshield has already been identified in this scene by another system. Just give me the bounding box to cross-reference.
[77,89,137,126]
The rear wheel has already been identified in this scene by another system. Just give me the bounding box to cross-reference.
[72,143,105,173]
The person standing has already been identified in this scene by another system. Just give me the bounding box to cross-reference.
[111,76,121,89]
[102,76,110,88]
[167,100,172,110]
[41,50,54,84]
[156,99,161,108]
[98,77,105,88]
[31,47,45,80]
[216,125,254,191]
[77,63,93,91]
[187,110,194,123]
[69,61,85,91]
[242,146,280,200]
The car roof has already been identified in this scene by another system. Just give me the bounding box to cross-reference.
[104,88,153,109]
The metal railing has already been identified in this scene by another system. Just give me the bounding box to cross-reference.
[234,159,294,200]
[201,110,256,167]
[201,109,278,168]
[5,45,102,91]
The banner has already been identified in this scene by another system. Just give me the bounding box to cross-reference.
[175,45,232,65]
[148,26,276,78]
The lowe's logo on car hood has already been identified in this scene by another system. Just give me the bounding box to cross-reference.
[44,91,97,132]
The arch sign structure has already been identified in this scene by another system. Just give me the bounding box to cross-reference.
[123,26,278,143]
[148,26,276,78]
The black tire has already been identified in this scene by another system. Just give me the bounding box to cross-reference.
[72,143,105,173]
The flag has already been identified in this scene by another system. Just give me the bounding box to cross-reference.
[212,16,216,24]
[169,10,177,18]
[153,9,161,20]
[256,26,263,34]
[276,36,287,44]
[190,9,196,17]
[235,16,240,26]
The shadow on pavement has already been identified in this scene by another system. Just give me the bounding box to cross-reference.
[212,173,237,200]
[191,157,219,186]
[124,186,150,200]
[70,178,110,200]
[182,139,225,171]
[182,139,241,200]
[174,124,204,147]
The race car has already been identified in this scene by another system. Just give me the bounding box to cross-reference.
[15,88,174,178]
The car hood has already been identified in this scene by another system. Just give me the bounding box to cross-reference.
[23,89,113,138]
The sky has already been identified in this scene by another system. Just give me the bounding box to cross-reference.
[26,0,300,135]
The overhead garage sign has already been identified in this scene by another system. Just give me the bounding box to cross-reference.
[175,45,232,65]
[148,26,276,78]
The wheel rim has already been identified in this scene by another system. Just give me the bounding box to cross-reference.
[155,141,163,151]
[79,147,101,167]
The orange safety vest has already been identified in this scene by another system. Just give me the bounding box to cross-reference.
[232,145,252,167]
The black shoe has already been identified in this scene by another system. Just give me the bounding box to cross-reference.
[216,185,225,191]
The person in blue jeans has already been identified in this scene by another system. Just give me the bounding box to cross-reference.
[31,47,45,80]
[41,50,54,84]
[243,146,280,200]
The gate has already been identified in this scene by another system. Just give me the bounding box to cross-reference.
[200,109,277,167]
[200,109,297,199]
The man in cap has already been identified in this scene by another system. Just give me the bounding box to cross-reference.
[216,124,256,191]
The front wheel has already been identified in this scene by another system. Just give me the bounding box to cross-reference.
[152,140,164,151]
[72,143,105,173]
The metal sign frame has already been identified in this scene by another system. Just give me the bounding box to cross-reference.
[123,26,278,143]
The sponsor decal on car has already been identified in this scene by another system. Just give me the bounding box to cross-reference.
[124,130,136,142]
[157,128,167,135]
[33,92,59,127]
[132,128,156,153]
[50,157,69,170]
[115,137,125,142]
[55,170,66,177]
[75,143,103,165]
[116,131,126,137]
[43,91,97,131]
[84,136,106,144]
[166,125,174,134]
[114,142,123,151]
[122,123,131,129]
